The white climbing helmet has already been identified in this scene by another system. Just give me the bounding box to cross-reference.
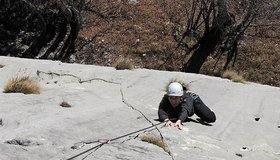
[167,82,183,96]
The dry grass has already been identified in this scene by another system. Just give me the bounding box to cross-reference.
[222,70,245,83]
[140,134,170,155]
[164,78,190,92]
[76,1,279,87]
[3,76,40,94]
[113,57,134,70]
[60,101,72,108]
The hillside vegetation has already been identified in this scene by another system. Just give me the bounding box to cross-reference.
[0,0,279,87]
[74,0,280,87]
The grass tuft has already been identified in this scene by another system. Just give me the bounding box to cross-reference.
[113,57,133,70]
[140,134,170,155]
[164,78,190,92]
[222,70,245,83]
[3,76,40,94]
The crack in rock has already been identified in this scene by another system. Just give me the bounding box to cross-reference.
[120,87,175,159]
[36,70,120,84]
[38,70,174,159]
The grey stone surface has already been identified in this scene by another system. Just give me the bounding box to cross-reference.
[0,56,279,160]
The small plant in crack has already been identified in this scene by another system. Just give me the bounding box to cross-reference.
[140,133,170,155]
[60,101,72,108]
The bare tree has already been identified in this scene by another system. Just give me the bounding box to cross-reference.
[162,0,263,73]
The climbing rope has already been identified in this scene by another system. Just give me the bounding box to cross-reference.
[65,121,165,160]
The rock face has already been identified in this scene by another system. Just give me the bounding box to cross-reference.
[0,56,279,160]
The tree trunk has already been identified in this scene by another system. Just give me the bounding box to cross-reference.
[22,13,47,58]
[183,0,234,73]
[183,28,222,73]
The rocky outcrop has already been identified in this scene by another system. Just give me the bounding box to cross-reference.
[0,56,279,160]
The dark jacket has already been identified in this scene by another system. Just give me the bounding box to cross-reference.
[158,91,197,122]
